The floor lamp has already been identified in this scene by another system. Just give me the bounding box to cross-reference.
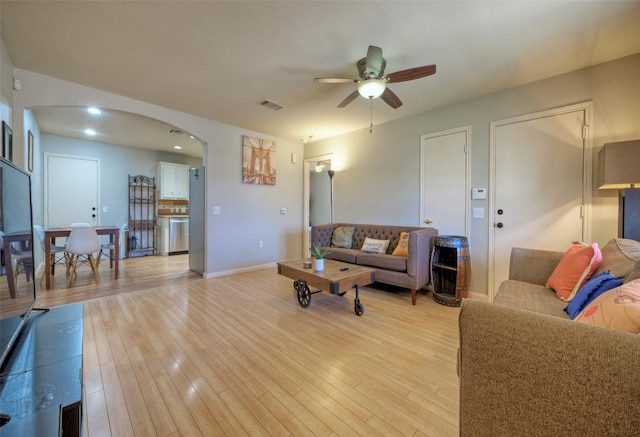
[598,139,640,241]
[328,170,335,224]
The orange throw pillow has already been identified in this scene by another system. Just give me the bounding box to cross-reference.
[575,279,640,333]
[547,242,602,302]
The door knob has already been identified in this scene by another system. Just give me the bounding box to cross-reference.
[496,222,504,228]
[424,219,433,224]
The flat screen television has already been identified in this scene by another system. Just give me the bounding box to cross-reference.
[0,156,36,373]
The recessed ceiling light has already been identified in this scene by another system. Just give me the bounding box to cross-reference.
[87,107,102,115]
[173,145,182,150]
[84,129,97,136]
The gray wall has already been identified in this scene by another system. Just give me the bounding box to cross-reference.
[8,66,304,278]
[304,53,640,298]
[40,133,201,230]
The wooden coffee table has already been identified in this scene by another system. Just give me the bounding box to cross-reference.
[277,258,375,316]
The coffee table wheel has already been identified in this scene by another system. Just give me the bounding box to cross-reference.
[354,299,364,316]
[295,280,311,308]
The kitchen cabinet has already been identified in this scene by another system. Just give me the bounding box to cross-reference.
[158,162,190,199]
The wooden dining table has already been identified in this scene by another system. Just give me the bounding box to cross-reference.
[44,226,120,289]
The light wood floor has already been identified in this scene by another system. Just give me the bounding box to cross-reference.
[36,255,460,436]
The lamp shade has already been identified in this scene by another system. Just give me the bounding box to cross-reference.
[357,79,386,99]
[597,139,640,189]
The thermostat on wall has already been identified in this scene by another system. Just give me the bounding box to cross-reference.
[472,188,487,200]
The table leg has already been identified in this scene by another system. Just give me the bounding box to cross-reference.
[353,284,364,316]
[45,236,52,289]
[3,246,16,298]
[113,231,119,279]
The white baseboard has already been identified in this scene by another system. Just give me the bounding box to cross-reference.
[204,262,276,279]
[466,291,490,301]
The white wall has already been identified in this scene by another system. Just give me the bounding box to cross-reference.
[304,53,640,298]
[11,69,304,277]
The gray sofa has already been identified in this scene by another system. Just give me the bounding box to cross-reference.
[458,239,640,436]
[311,223,438,304]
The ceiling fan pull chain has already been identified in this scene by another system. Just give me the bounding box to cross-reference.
[370,98,374,133]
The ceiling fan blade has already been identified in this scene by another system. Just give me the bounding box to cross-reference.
[366,45,384,76]
[386,65,436,83]
[338,90,360,108]
[314,77,356,84]
[381,88,403,109]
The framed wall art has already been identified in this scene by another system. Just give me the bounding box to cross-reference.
[2,121,12,161]
[242,135,276,185]
[28,130,34,172]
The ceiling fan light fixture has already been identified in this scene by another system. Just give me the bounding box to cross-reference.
[357,79,386,99]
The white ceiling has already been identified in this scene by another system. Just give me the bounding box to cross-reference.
[2,1,640,153]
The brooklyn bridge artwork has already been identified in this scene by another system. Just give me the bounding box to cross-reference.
[242,135,276,185]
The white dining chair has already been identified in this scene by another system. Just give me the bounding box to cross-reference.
[65,225,102,287]
[33,225,67,285]
[0,230,34,292]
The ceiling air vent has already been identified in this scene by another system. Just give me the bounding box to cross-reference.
[258,99,284,111]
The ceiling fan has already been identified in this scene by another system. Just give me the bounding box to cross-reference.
[314,45,436,109]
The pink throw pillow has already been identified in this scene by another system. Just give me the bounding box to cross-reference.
[546,242,602,302]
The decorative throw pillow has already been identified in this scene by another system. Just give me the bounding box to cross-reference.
[574,279,640,333]
[392,232,410,257]
[546,242,602,302]
[361,237,390,254]
[331,226,354,249]
[594,238,640,278]
[564,271,623,319]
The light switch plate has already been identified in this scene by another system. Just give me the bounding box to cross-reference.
[473,207,485,218]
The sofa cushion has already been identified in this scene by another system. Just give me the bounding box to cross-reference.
[356,253,407,272]
[391,232,410,257]
[324,247,360,264]
[575,279,640,333]
[494,280,569,319]
[361,237,390,254]
[331,226,354,249]
[546,242,602,302]
[594,238,640,278]
[564,271,623,319]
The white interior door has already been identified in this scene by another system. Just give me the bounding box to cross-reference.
[45,153,100,228]
[490,104,590,298]
[421,127,470,236]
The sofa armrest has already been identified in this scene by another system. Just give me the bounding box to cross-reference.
[407,227,438,282]
[508,247,563,286]
[459,300,640,436]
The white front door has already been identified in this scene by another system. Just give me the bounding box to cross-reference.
[490,104,591,298]
[421,126,470,236]
[45,153,100,228]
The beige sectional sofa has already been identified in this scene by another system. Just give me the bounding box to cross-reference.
[458,239,640,436]
[311,223,438,304]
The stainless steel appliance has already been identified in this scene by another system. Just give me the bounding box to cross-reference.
[189,167,205,274]
[169,217,189,254]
